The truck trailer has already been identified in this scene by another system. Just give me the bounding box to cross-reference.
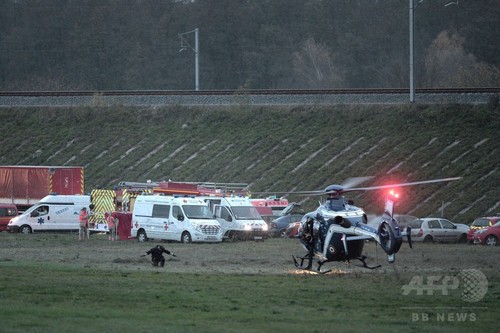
[0,165,84,211]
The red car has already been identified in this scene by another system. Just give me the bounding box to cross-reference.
[467,216,500,243]
[0,204,18,232]
[473,221,500,246]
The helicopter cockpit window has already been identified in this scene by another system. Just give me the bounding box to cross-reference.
[327,198,345,211]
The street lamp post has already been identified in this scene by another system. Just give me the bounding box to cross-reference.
[409,0,422,103]
[178,28,199,91]
[409,1,457,103]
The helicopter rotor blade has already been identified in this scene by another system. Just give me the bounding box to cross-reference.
[295,177,374,197]
[340,176,374,189]
[251,189,324,196]
[252,176,461,197]
[343,177,462,193]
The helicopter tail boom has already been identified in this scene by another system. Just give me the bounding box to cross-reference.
[324,219,405,262]
[324,223,380,257]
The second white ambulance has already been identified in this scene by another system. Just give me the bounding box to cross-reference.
[131,194,223,243]
[204,196,268,241]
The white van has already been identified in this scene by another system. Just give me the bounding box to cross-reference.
[204,196,268,241]
[131,194,223,243]
[7,194,90,233]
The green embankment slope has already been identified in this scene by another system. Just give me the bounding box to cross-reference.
[1,104,498,223]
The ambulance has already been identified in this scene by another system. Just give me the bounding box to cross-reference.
[204,196,268,241]
[7,194,90,233]
[131,194,223,243]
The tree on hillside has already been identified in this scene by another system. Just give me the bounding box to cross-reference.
[423,30,500,87]
[291,37,345,89]
[452,62,500,87]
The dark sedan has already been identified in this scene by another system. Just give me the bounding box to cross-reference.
[269,203,304,238]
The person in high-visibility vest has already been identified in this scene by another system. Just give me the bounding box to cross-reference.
[105,212,117,241]
[78,207,89,241]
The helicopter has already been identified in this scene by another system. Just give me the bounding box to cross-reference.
[260,176,461,274]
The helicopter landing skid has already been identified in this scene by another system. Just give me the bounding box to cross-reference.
[292,255,332,274]
[355,255,381,270]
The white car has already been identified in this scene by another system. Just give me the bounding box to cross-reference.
[409,218,469,243]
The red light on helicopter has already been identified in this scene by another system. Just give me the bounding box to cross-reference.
[388,189,400,199]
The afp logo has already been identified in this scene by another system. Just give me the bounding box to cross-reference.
[401,269,488,303]
[459,269,489,303]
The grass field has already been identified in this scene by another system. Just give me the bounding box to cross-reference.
[0,232,498,333]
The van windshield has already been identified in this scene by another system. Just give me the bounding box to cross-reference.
[232,206,261,220]
[183,205,213,219]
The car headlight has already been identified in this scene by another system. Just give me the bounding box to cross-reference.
[262,224,268,231]
[244,224,252,231]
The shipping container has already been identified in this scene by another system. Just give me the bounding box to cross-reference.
[0,166,84,211]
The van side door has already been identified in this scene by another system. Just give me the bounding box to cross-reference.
[29,204,51,231]
[54,205,75,231]
[214,205,234,235]
[170,205,184,240]
[151,204,170,240]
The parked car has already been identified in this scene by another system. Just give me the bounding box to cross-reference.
[473,221,500,246]
[0,204,18,232]
[408,218,469,243]
[395,215,418,230]
[467,216,500,244]
[269,203,303,238]
[368,214,417,232]
[285,221,301,238]
[286,212,321,238]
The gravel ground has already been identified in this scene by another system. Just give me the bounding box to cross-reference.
[0,92,496,107]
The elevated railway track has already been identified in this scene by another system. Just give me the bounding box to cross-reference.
[0,88,498,107]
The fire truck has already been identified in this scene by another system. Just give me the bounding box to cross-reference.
[249,196,289,223]
[87,185,146,239]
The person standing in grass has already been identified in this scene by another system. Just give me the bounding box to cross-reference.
[106,212,117,241]
[78,207,89,241]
